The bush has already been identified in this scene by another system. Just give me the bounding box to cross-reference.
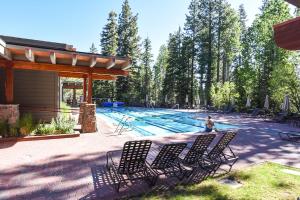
[51,116,76,134]
[0,120,8,138]
[0,120,19,138]
[34,116,75,135]
[9,124,19,137]
[19,113,35,136]
[34,123,55,135]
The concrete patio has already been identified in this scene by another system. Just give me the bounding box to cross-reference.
[0,113,299,199]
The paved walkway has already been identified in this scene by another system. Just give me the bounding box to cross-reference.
[0,113,299,199]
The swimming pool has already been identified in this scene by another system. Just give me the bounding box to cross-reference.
[97,107,239,137]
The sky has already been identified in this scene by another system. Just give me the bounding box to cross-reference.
[0,0,281,59]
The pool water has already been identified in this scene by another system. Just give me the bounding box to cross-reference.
[97,107,239,137]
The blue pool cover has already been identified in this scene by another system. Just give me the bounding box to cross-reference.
[102,102,125,107]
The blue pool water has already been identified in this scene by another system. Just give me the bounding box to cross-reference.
[97,107,239,136]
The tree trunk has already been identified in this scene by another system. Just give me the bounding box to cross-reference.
[217,3,221,83]
[206,1,213,105]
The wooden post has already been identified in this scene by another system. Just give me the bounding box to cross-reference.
[5,65,14,104]
[87,73,93,103]
[72,88,76,106]
[83,77,87,102]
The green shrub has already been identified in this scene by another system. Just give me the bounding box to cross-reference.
[19,113,35,136]
[51,116,76,134]
[34,123,55,135]
[0,120,8,138]
[8,124,19,137]
[34,116,75,135]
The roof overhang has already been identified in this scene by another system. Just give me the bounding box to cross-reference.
[0,38,12,60]
[285,0,300,7]
[0,36,131,80]
[274,16,300,50]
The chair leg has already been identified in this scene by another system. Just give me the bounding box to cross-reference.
[108,167,122,193]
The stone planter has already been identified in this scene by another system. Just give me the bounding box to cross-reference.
[0,104,19,125]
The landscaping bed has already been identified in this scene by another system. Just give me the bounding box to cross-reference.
[142,162,300,200]
[0,106,77,141]
[0,132,80,143]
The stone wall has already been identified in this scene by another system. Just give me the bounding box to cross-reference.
[0,104,19,125]
[78,102,87,125]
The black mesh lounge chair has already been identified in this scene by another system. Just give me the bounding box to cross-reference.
[278,131,300,143]
[205,131,238,175]
[149,143,187,184]
[179,134,217,184]
[106,140,152,192]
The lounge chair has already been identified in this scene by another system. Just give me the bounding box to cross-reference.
[204,131,238,175]
[148,143,187,184]
[106,140,153,192]
[278,131,300,143]
[179,134,217,184]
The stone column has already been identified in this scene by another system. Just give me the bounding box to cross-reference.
[78,102,87,125]
[81,104,97,133]
[0,104,19,125]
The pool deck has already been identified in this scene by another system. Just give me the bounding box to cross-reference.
[0,111,299,199]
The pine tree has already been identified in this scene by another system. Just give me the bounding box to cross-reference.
[116,0,141,103]
[153,45,168,104]
[140,38,153,104]
[184,0,200,106]
[100,11,118,56]
[95,11,119,100]
[90,43,98,53]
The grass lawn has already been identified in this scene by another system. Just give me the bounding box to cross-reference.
[142,162,300,200]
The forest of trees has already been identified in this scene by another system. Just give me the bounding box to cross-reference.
[92,0,300,112]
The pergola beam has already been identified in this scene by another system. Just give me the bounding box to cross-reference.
[90,56,97,68]
[50,52,56,64]
[72,54,77,66]
[8,60,129,76]
[58,72,116,80]
[0,39,12,61]
[106,58,116,69]
[285,0,300,7]
[122,64,131,70]
[25,48,34,62]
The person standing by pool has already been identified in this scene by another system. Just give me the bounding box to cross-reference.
[205,115,214,132]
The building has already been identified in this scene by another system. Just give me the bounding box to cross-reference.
[0,35,130,122]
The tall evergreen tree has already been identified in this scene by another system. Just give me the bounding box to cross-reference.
[94,11,119,100]
[153,45,168,104]
[140,37,153,104]
[116,0,141,103]
[162,30,182,104]
[90,43,98,53]
[184,0,200,106]
[100,11,118,56]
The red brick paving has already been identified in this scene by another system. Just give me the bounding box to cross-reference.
[0,113,299,199]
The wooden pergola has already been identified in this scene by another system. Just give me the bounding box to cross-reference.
[0,36,131,104]
[273,0,300,50]
[62,81,83,105]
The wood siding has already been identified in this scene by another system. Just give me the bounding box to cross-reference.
[14,69,59,122]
